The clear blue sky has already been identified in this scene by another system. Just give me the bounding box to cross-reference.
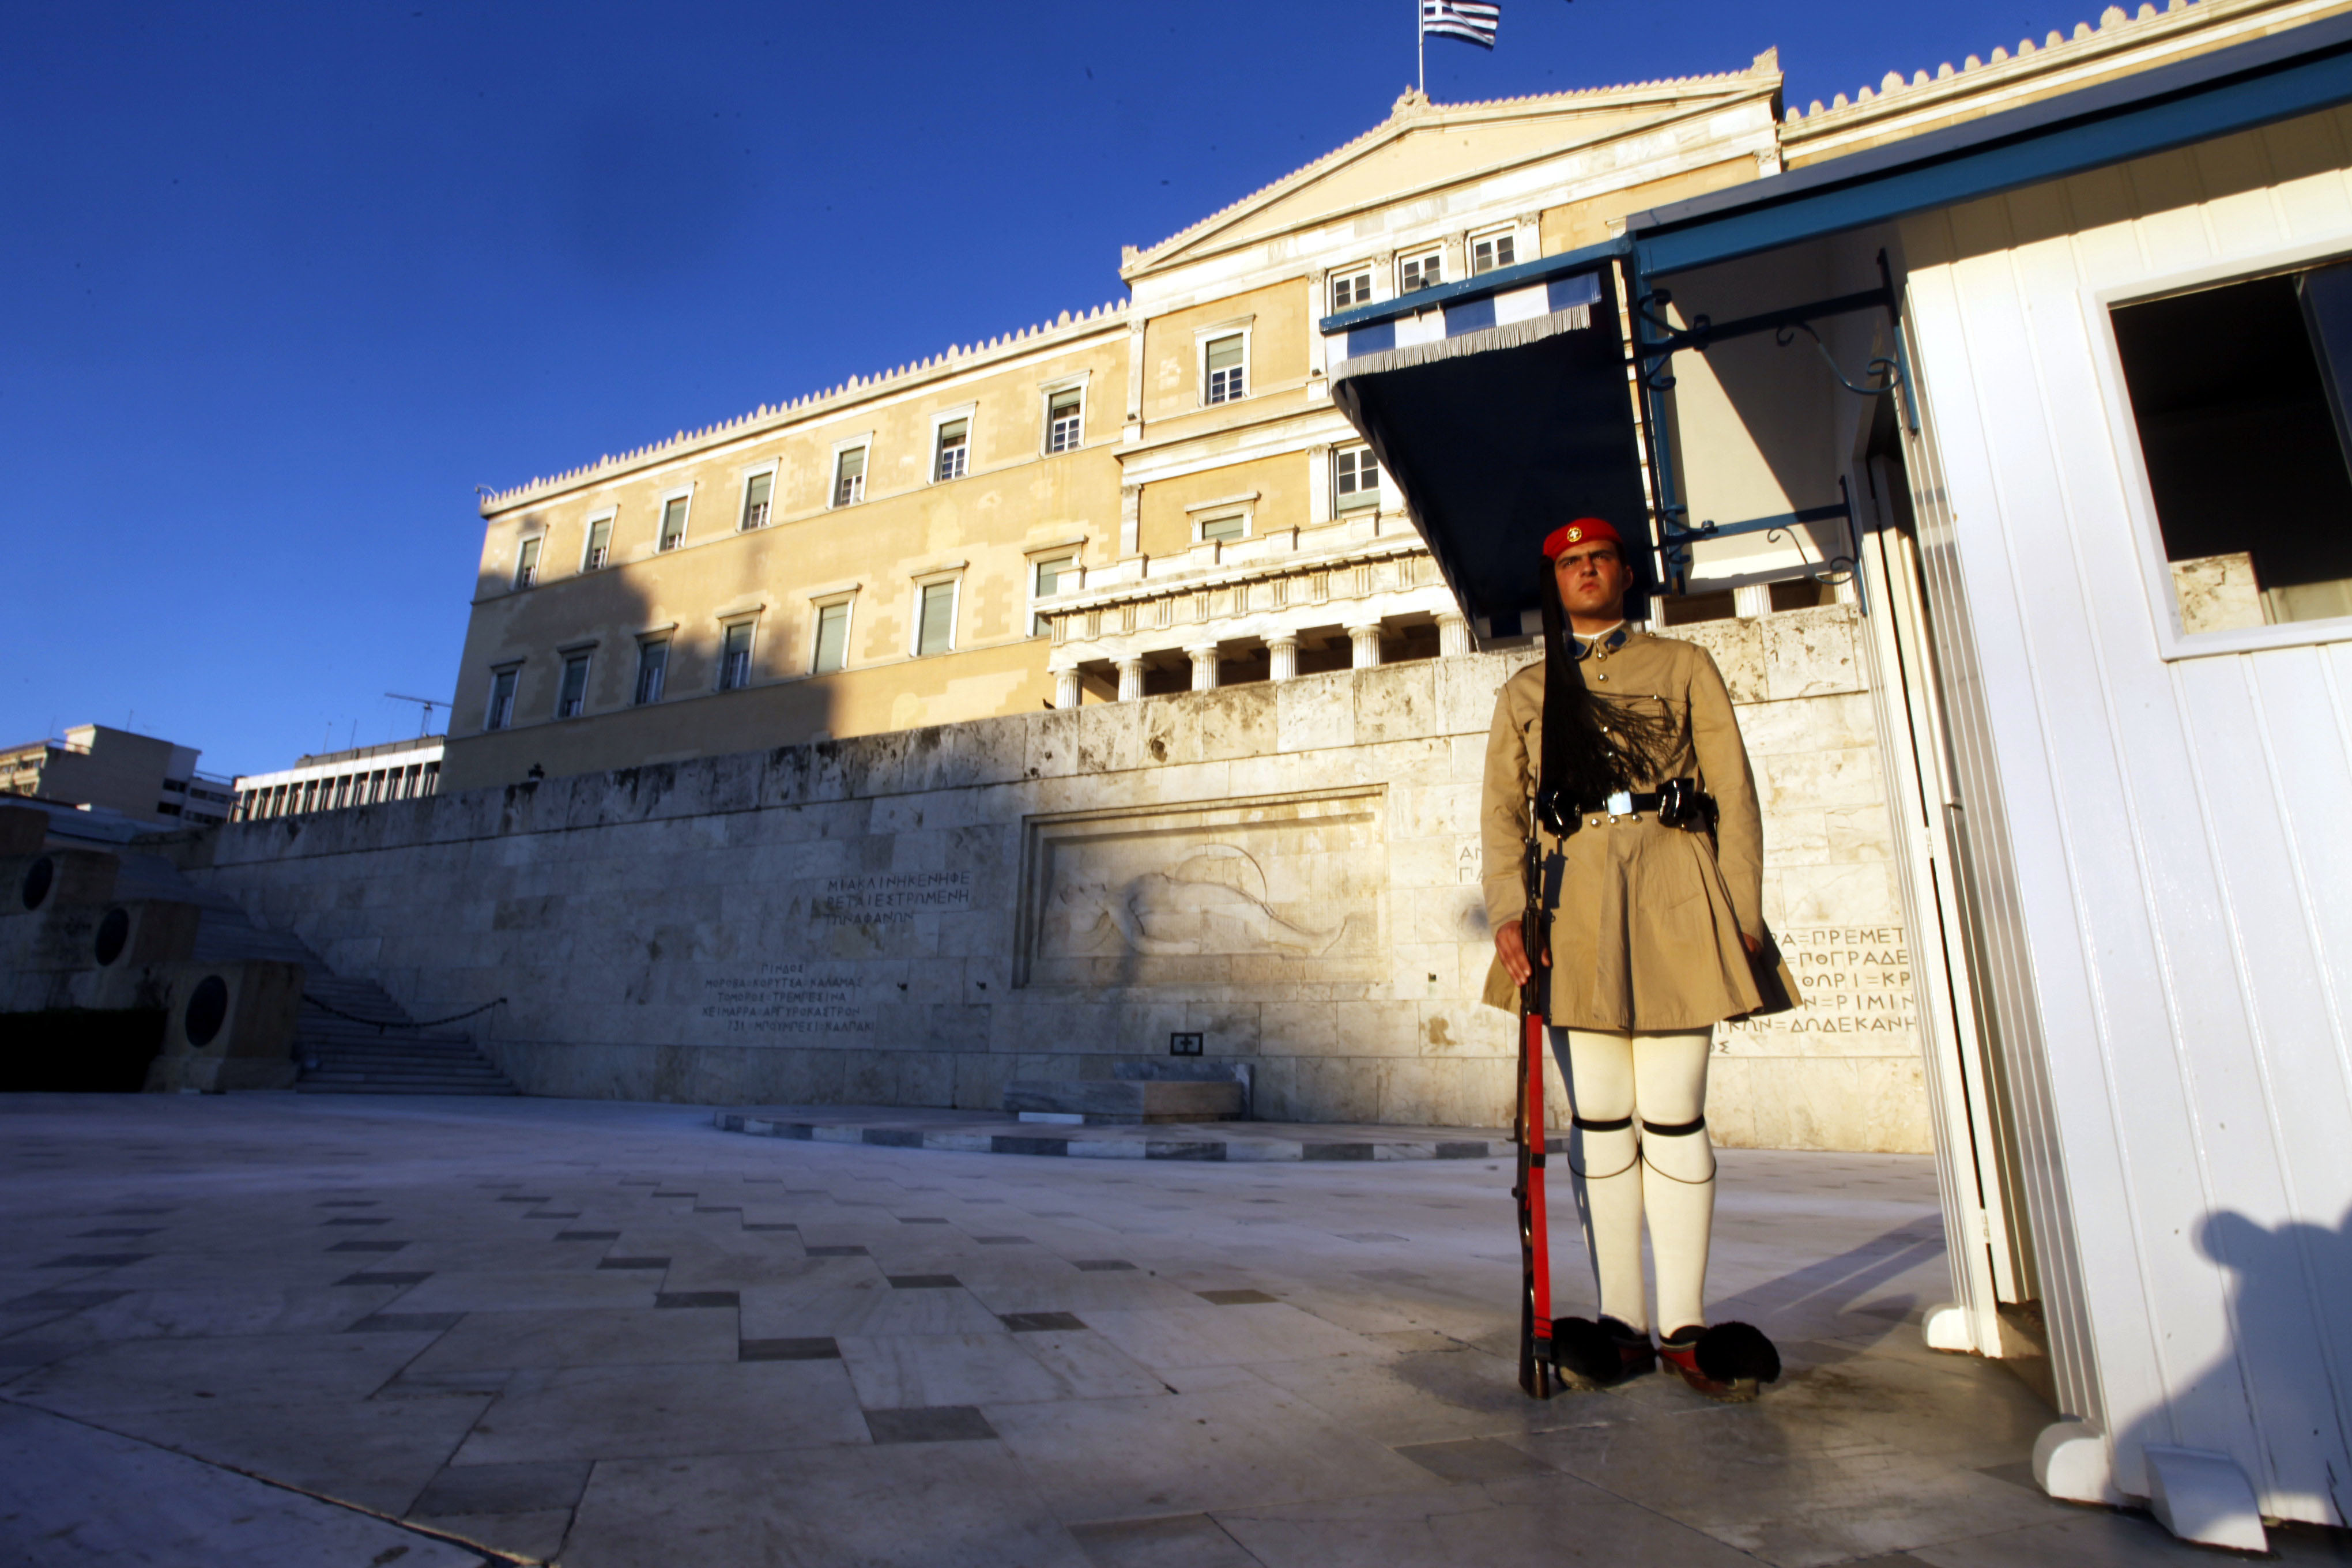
[4,0,2057,778]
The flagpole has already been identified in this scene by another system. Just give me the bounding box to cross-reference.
[1416,0,1425,92]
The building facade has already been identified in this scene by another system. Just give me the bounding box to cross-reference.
[0,723,232,827]
[442,59,1800,793]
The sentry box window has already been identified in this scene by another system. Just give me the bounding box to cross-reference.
[1169,1032,1204,1057]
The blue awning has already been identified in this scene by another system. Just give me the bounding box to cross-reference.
[1327,262,1648,635]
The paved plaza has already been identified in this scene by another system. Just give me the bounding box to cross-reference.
[0,1095,2339,1567]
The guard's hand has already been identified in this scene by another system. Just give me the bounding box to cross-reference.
[1742,932,1762,957]
[1496,921,1546,986]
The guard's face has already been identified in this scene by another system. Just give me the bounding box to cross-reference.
[1552,541,1631,619]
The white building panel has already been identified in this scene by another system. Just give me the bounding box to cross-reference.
[1894,105,2352,1524]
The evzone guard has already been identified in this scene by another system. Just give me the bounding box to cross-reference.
[1482,517,1798,1399]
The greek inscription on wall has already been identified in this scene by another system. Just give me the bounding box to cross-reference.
[1717,925,1913,1051]
[700,963,876,1036]
[812,871,973,926]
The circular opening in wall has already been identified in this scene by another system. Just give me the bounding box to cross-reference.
[184,975,230,1049]
[95,907,131,966]
[21,857,54,911]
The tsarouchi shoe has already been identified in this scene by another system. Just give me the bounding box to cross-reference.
[1550,1315,1656,1389]
[1659,1321,1781,1401]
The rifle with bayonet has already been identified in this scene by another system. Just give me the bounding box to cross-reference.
[1513,815,1558,1399]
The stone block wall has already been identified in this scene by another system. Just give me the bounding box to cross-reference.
[191,604,1929,1151]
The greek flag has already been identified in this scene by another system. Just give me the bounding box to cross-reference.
[1422,0,1500,48]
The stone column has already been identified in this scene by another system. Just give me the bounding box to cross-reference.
[1116,658,1145,702]
[1187,644,1221,691]
[1436,613,1471,657]
[1266,634,1300,681]
[1053,669,1082,710]
[1733,583,1774,619]
[1347,623,1384,669]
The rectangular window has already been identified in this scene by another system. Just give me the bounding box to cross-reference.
[741,472,772,530]
[812,600,851,674]
[719,621,755,691]
[1330,270,1372,312]
[634,640,669,705]
[514,537,540,588]
[1398,250,1442,293]
[484,667,518,731]
[1333,445,1381,511]
[833,447,866,507]
[916,581,956,657]
[1199,513,1246,543]
[1204,334,1245,405]
[658,495,689,551]
[1046,389,1083,454]
[1470,231,1516,275]
[1032,553,1076,636]
[934,418,969,482]
[2112,261,2352,633]
[556,653,591,718]
[583,515,612,570]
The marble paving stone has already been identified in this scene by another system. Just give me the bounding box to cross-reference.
[561,1442,1091,1568]
[0,1095,2149,1568]
[450,1357,869,1464]
[33,1392,493,1517]
[865,1404,998,1443]
[0,1402,481,1568]
[392,1269,663,1313]
[11,1327,441,1414]
[986,1383,1451,1523]
[1081,1302,1388,1372]
[1391,1436,1559,1482]
[48,1282,397,1341]
[406,1305,741,1373]
[740,1336,841,1360]
[654,1290,740,1309]
[1002,1310,1088,1332]
[348,1310,465,1332]
[1909,1510,2352,1566]
[1513,1393,2068,1568]
[406,1507,574,1563]
[1211,1472,1765,1567]
[739,1273,1008,1339]
[1241,1344,1558,1447]
[410,1455,591,1513]
[1067,1513,1266,1568]
[839,1329,1166,1408]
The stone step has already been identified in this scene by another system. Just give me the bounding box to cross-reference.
[1002,1078,1245,1124]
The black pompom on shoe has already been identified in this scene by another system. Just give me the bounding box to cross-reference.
[1550,1315,1656,1389]
[1659,1322,1780,1401]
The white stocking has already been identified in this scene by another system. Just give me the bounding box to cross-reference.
[1551,1027,1717,1337]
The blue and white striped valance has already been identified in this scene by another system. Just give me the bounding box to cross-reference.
[1330,270,1600,361]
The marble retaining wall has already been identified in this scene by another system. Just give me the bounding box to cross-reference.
[191,605,1929,1151]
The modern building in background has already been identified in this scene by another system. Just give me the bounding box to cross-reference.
[0,723,233,827]
[232,736,443,822]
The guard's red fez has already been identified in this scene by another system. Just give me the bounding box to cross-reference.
[1543,518,1621,558]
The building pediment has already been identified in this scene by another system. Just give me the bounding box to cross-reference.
[1125,64,1781,278]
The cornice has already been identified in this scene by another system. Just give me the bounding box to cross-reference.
[1122,59,1785,281]
[480,303,1130,517]
[1779,0,2352,163]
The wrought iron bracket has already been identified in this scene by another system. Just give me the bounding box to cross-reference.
[1659,497,1856,598]
[1631,250,1910,409]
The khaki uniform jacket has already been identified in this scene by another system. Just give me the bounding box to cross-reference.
[1478,628,1797,1030]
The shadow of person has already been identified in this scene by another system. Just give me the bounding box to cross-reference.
[2139,1205,2352,1532]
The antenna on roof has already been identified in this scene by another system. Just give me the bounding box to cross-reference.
[386,693,448,738]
